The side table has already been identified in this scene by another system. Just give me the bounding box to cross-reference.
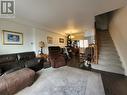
[36,54,51,69]
[36,54,48,59]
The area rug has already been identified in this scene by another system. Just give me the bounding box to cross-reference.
[16,66,105,95]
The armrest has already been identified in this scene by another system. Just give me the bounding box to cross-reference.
[2,68,35,95]
[0,69,2,76]
[24,58,44,71]
[3,67,22,75]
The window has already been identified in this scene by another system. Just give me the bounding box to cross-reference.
[79,40,88,48]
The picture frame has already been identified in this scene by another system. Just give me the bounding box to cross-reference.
[47,36,53,44]
[2,30,23,45]
[59,38,64,43]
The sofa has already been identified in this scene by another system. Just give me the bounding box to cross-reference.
[0,51,44,74]
[0,68,35,95]
[0,51,44,95]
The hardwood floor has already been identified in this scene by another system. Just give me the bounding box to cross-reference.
[67,55,127,95]
[101,71,127,95]
[67,55,81,68]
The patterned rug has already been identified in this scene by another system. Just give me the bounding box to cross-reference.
[16,66,105,95]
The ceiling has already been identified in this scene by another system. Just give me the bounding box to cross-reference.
[13,0,127,35]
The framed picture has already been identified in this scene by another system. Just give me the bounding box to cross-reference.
[47,36,53,44]
[2,30,23,45]
[59,38,64,43]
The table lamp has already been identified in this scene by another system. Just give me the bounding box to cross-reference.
[39,41,45,54]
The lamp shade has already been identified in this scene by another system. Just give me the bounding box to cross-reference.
[39,41,45,48]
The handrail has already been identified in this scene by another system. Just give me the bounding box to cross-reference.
[94,23,99,64]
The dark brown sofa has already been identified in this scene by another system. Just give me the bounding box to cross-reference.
[0,51,44,75]
[0,51,44,95]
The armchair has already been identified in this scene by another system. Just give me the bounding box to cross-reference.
[48,46,67,68]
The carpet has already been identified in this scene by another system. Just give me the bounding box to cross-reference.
[16,66,105,95]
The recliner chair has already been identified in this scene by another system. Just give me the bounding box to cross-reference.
[48,46,67,68]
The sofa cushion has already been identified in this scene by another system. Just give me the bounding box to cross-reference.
[17,52,35,61]
[0,54,17,64]
[0,54,19,74]
[0,62,20,73]
[0,69,2,76]
[3,67,22,75]
[0,76,8,95]
[48,46,61,54]
[48,54,66,68]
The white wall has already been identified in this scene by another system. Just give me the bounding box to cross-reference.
[0,20,34,54]
[109,6,127,75]
[0,20,66,55]
[34,29,66,54]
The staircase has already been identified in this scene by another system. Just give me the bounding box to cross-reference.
[92,31,124,74]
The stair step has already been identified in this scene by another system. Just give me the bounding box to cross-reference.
[100,40,114,43]
[100,43,115,47]
[99,47,117,52]
[99,33,111,36]
[99,54,120,59]
[99,51,119,56]
[100,40,114,44]
[98,31,109,34]
[98,61,122,67]
[98,33,110,35]
[97,63,123,71]
[99,36,112,40]
[99,50,117,54]
[99,58,121,63]
[92,64,124,75]
[99,39,112,42]
[99,60,122,64]
[99,59,121,64]
[99,33,111,38]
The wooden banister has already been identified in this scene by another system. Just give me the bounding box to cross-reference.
[94,22,99,64]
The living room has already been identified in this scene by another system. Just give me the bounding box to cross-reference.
[1,0,127,95]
